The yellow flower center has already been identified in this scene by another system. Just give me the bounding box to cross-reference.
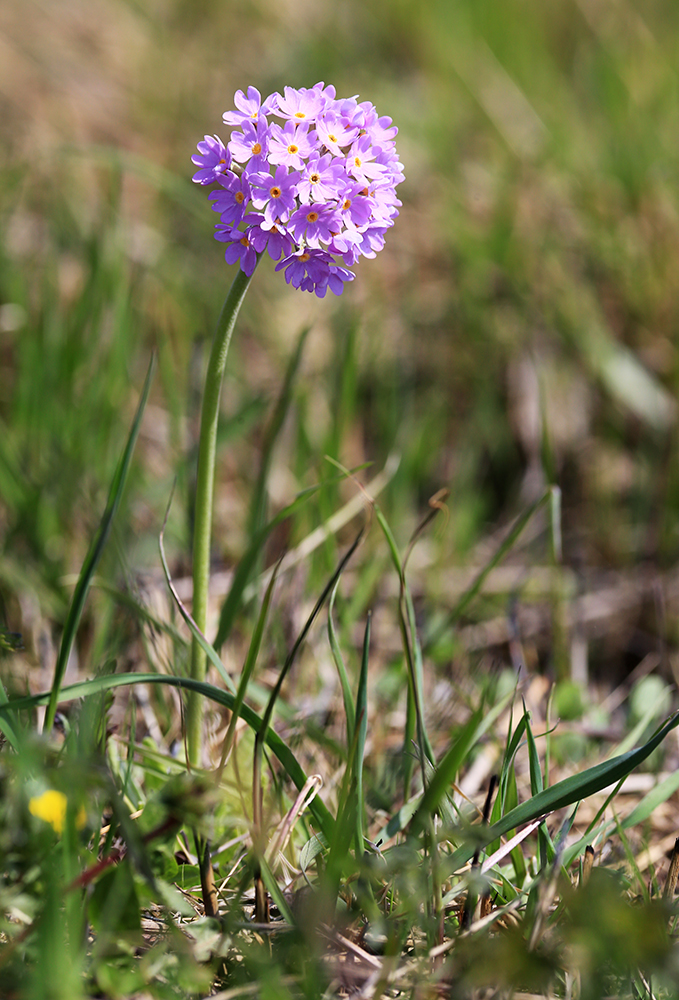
[343,199,352,210]
[328,133,337,143]
[271,186,282,199]
[240,237,249,247]
[287,144,299,155]
[294,112,306,119]
[235,191,245,204]
[309,173,320,184]
[306,211,319,223]
[354,157,362,168]
[252,142,262,155]
[300,252,311,262]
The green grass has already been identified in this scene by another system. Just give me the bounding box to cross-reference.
[2,0,679,997]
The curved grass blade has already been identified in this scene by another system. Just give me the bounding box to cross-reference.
[2,672,335,841]
[0,676,20,750]
[325,455,435,794]
[370,497,436,788]
[247,325,311,541]
[408,708,484,839]
[43,355,155,733]
[252,527,364,835]
[218,557,282,775]
[214,485,319,652]
[427,486,557,647]
[327,578,355,745]
[561,769,679,870]
[354,612,371,858]
[158,490,236,695]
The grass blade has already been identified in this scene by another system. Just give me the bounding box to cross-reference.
[353,612,371,858]
[253,527,364,835]
[444,709,679,875]
[158,491,237,695]
[0,675,20,750]
[43,355,155,733]
[408,709,484,839]
[427,486,557,646]
[247,325,311,541]
[327,578,355,745]
[214,486,319,651]
[218,557,282,774]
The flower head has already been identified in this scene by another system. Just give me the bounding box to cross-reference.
[29,789,86,834]
[193,84,403,296]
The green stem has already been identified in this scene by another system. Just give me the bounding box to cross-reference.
[187,264,258,766]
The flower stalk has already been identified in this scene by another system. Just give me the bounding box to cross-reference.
[187,263,258,766]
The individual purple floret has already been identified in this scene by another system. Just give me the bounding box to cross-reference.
[214,225,258,276]
[222,86,278,126]
[249,165,299,227]
[275,83,335,124]
[268,121,315,170]
[229,118,271,169]
[193,83,403,296]
[288,203,341,248]
[248,218,295,261]
[191,135,231,185]
[208,172,252,225]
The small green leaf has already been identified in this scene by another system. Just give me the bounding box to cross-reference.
[88,863,141,935]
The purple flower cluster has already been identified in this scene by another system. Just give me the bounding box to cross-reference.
[192,83,404,297]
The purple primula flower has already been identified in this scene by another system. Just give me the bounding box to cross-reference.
[296,153,345,203]
[208,172,251,225]
[327,261,355,295]
[229,118,270,169]
[275,84,334,124]
[368,182,402,226]
[215,224,259,276]
[336,181,373,229]
[276,248,331,291]
[314,112,359,157]
[192,135,231,185]
[346,135,388,186]
[248,218,295,260]
[275,249,355,297]
[288,202,341,248]
[364,112,398,147]
[193,83,403,296]
[355,225,388,258]
[250,165,298,226]
[222,86,277,126]
[268,121,315,170]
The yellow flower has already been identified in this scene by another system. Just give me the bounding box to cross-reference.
[29,789,86,834]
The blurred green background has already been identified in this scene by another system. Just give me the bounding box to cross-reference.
[2,0,679,690]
